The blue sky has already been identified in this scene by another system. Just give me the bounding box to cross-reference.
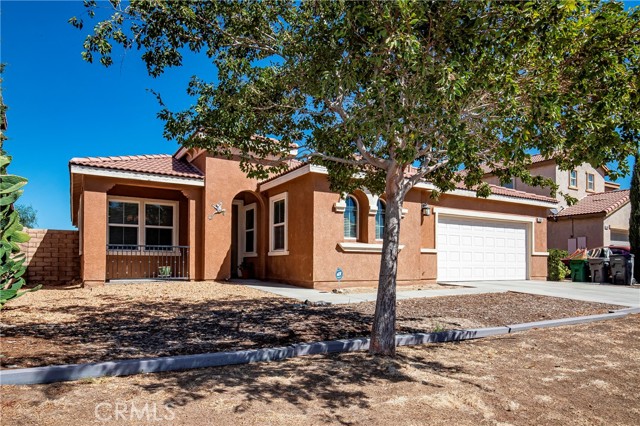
[1,1,637,230]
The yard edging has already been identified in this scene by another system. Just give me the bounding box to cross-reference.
[1,310,635,386]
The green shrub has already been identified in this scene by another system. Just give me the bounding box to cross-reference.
[0,155,40,308]
[548,249,570,282]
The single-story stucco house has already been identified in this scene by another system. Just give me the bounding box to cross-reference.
[69,148,557,289]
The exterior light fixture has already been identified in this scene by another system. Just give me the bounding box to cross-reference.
[549,207,563,223]
[421,203,432,217]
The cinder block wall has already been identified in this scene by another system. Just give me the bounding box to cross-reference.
[17,229,81,285]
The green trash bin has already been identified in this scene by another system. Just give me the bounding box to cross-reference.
[569,259,590,282]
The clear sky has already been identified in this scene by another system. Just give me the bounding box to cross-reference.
[1,1,637,230]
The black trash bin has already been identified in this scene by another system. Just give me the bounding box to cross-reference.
[588,258,609,283]
[610,254,635,285]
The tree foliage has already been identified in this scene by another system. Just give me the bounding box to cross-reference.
[75,0,640,354]
[15,204,38,229]
[547,249,570,282]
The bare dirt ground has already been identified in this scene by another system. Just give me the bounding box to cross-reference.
[0,281,619,369]
[2,314,638,426]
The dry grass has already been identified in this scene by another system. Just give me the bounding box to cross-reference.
[0,281,620,369]
[2,315,639,425]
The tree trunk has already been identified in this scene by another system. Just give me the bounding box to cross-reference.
[370,170,405,356]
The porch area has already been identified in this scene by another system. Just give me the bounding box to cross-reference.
[106,245,190,281]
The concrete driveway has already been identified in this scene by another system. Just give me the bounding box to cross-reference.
[441,280,640,308]
[240,279,640,307]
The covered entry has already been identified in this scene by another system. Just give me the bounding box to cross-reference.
[437,214,528,281]
[231,191,263,279]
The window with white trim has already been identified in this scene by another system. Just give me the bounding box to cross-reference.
[569,170,578,188]
[344,195,358,239]
[587,173,595,191]
[107,198,177,250]
[244,203,257,255]
[269,193,288,254]
[375,199,386,240]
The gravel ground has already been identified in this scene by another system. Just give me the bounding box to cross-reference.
[2,314,638,426]
[0,281,620,369]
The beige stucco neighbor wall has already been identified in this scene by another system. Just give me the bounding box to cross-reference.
[484,161,606,208]
[604,203,631,246]
[547,216,605,251]
[554,164,606,208]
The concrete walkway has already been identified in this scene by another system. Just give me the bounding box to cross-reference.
[442,280,640,308]
[238,279,504,304]
[238,279,640,307]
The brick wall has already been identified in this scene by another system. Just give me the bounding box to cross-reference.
[17,229,81,285]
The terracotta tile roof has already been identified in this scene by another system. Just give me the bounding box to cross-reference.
[453,181,557,203]
[69,154,204,179]
[556,190,630,217]
[258,159,307,184]
[261,160,556,203]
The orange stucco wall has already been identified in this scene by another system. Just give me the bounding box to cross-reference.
[74,157,551,287]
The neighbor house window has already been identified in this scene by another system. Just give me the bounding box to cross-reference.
[569,170,578,188]
[244,203,257,256]
[344,195,358,239]
[375,199,386,240]
[269,193,288,254]
[587,173,595,191]
[502,177,516,189]
[107,198,177,251]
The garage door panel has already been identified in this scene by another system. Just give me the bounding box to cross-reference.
[437,216,528,282]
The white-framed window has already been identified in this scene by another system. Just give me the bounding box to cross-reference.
[243,203,257,256]
[375,199,386,240]
[344,195,358,239]
[269,192,288,255]
[107,197,178,251]
[587,173,595,191]
[569,170,578,188]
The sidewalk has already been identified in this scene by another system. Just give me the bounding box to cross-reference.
[235,279,504,304]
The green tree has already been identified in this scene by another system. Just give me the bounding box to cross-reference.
[630,153,640,283]
[15,204,38,228]
[75,0,639,355]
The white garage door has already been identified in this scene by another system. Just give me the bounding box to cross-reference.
[437,216,528,281]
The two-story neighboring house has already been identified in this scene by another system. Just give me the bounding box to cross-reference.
[483,155,631,252]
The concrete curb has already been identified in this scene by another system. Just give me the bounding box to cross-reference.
[1,310,635,386]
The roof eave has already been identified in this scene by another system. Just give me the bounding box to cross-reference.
[69,164,205,187]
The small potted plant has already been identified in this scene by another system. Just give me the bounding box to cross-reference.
[238,260,254,279]
[158,265,172,278]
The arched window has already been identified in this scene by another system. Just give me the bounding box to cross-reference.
[343,195,358,239]
[375,199,386,240]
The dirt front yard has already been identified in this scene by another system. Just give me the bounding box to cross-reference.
[2,314,639,426]
[0,281,620,368]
